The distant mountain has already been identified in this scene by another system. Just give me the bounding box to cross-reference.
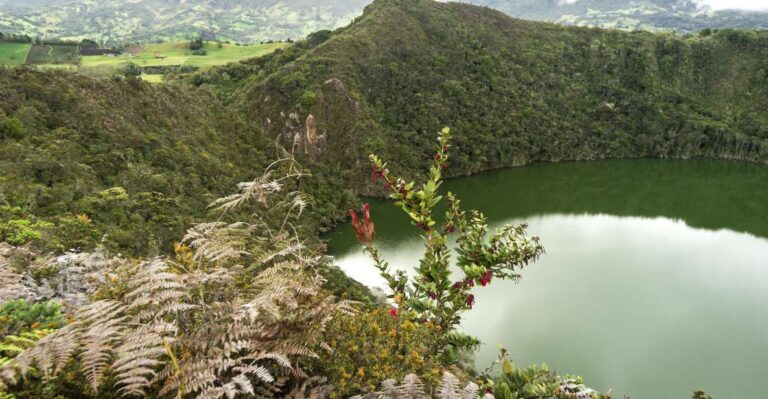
[462,0,768,32]
[2,0,768,45]
[0,0,369,44]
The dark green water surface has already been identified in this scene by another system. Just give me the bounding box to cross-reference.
[326,159,768,398]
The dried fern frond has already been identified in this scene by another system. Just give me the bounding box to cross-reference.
[353,373,481,399]
[1,162,352,399]
[182,222,252,264]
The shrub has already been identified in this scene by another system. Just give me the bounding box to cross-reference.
[0,300,65,337]
[0,118,26,141]
[318,308,452,397]
[0,219,53,246]
[358,128,544,355]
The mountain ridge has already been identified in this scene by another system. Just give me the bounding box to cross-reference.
[191,0,768,187]
[3,0,768,45]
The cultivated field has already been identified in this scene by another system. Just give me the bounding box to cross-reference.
[79,41,287,70]
[0,42,31,65]
[0,41,286,79]
[25,44,80,65]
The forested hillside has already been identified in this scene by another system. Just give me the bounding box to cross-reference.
[192,0,768,190]
[0,69,355,255]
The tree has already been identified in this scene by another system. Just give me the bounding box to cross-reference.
[189,37,204,51]
[79,38,100,48]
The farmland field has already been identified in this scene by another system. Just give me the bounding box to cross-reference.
[25,43,80,65]
[0,42,31,65]
[80,41,287,70]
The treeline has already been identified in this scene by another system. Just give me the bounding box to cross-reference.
[0,32,32,43]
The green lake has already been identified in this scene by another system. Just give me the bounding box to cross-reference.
[325,159,768,398]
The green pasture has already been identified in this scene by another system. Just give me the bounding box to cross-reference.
[80,41,287,70]
[0,42,31,65]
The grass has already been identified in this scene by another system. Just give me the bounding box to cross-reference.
[0,40,286,78]
[140,74,164,83]
[80,41,287,70]
[25,44,80,65]
[0,42,31,65]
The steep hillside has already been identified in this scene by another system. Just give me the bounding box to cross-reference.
[194,0,768,189]
[0,0,369,44]
[0,69,355,255]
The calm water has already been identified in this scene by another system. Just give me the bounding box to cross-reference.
[325,159,768,399]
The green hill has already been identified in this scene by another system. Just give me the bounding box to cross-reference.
[193,0,768,189]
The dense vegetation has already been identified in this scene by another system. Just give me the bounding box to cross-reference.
[0,135,619,398]
[0,68,270,254]
[193,0,768,190]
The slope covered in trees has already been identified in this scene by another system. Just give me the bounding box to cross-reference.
[0,69,356,255]
[193,0,768,188]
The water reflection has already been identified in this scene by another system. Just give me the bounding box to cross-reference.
[326,160,768,398]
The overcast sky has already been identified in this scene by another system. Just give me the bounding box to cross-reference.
[698,0,768,10]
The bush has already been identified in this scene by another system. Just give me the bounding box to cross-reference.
[317,308,451,397]
[301,90,318,107]
[189,37,204,50]
[191,48,207,56]
[0,300,65,337]
[120,62,141,77]
[0,117,26,140]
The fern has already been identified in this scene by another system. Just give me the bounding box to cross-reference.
[0,159,352,398]
[352,373,482,399]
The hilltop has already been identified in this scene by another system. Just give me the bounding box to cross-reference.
[193,0,767,188]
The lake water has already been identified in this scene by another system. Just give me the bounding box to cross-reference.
[325,159,768,398]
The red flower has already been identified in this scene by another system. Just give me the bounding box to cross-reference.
[479,270,492,287]
[389,308,399,318]
[350,204,375,244]
[434,153,442,161]
[371,166,383,183]
[446,224,455,233]
[466,294,475,307]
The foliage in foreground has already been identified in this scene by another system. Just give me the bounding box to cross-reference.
[0,160,354,398]
[360,128,543,353]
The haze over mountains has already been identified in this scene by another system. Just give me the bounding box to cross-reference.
[2,0,768,44]
[470,0,768,32]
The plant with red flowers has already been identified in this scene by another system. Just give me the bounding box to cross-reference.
[356,127,544,353]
